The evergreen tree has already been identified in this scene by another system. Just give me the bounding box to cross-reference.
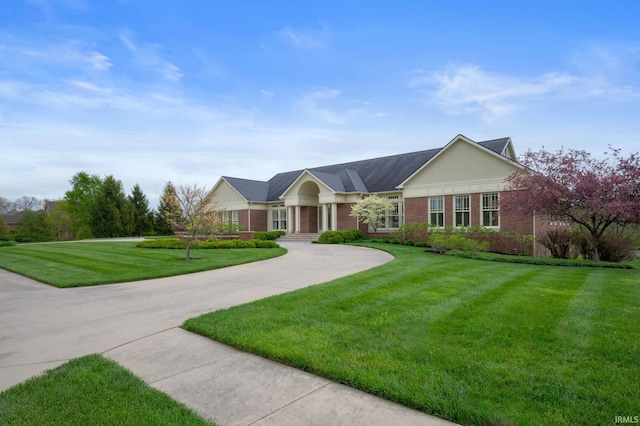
[89,175,133,237]
[128,184,152,236]
[155,181,181,235]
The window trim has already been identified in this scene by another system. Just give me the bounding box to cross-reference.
[454,194,470,227]
[481,193,499,228]
[429,196,444,227]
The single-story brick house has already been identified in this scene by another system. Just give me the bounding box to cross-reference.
[212,134,551,254]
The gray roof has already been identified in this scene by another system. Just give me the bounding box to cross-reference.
[224,136,511,202]
[222,177,270,202]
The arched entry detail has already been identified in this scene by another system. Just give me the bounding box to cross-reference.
[293,181,320,233]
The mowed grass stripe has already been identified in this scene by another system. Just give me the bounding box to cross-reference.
[0,242,287,287]
[184,244,640,425]
[426,267,593,425]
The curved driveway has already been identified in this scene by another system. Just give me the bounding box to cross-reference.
[0,242,456,426]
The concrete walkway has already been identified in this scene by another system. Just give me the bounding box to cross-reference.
[0,242,456,426]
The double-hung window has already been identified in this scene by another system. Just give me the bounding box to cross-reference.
[271,205,286,230]
[386,196,400,228]
[454,195,470,226]
[482,193,499,227]
[429,196,444,227]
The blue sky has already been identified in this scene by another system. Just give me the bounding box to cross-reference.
[2,1,640,208]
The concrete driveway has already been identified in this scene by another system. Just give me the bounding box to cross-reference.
[0,242,456,426]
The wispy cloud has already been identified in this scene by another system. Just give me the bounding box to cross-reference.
[276,23,330,50]
[295,88,345,124]
[119,32,183,81]
[410,65,575,122]
[0,40,111,71]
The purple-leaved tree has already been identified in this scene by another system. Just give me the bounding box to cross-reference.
[501,147,640,261]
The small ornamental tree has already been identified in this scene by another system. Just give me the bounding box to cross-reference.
[501,147,640,261]
[350,194,394,237]
[169,184,223,261]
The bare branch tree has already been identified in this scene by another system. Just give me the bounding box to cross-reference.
[169,184,224,260]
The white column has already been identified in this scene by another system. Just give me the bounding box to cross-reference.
[295,206,301,234]
[287,206,294,234]
[331,203,338,231]
[322,203,329,232]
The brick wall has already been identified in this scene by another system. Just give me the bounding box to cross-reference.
[299,206,318,233]
[470,193,481,226]
[337,203,359,230]
[405,197,428,223]
[248,209,267,232]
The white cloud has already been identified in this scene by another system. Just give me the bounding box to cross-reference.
[276,23,330,50]
[1,40,112,71]
[411,65,575,122]
[295,88,345,124]
[119,32,183,81]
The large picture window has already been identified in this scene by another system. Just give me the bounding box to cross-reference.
[482,193,499,227]
[454,195,470,226]
[429,196,444,227]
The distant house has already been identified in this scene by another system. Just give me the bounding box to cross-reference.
[211,134,550,253]
[0,211,24,232]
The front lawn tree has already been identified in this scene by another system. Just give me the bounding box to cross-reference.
[502,147,640,261]
[128,184,153,236]
[169,184,223,261]
[89,175,133,238]
[155,181,182,235]
[350,194,394,237]
[65,172,103,239]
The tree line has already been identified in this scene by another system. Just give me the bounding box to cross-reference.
[0,172,183,242]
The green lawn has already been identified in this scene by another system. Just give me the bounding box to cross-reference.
[0,354,216,426]
[184,244,640,426]
[0,242,286,288]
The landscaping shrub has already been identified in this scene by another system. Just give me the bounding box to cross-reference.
[255,240,279,248]
[404,240,414,246]
[137,238,278,249]
[0,240,17,247]
[253,231,285,241]
[427,232,489,254]
[598,234,636,262]
[397,223,533,255]
[572,231,635,262]
[338,229,364,242]
[427,233,447,253]
[318,231,344,244]
[395,222,434,245]
[136,238,186,249]
[538,229,573,259]
[445,249,634,269]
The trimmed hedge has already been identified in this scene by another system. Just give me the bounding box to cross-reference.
[396,224,533,256]
[136,238,280,249]
[318,231,343,244]
[317,229,364,244]
[445,250,634,269]
[253,231,286,241]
